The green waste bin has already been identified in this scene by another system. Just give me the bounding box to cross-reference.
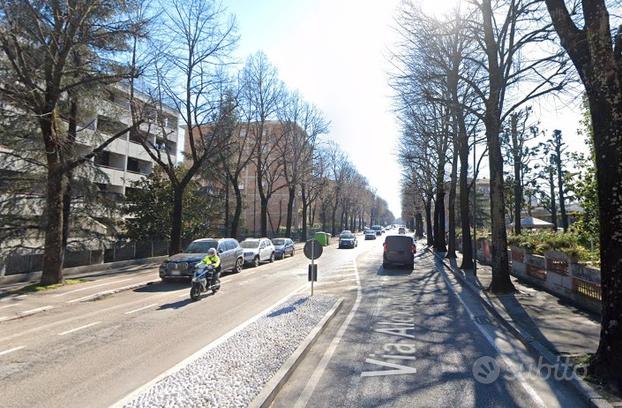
[313,231,329,246]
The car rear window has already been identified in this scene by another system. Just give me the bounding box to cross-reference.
[241,240,260,249]
[272,238,285,245]
[385,236,413,250]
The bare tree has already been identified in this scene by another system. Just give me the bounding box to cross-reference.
[135,0,237,254]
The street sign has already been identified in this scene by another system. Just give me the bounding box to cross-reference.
[308,264,317,282]
[304,239,323,260]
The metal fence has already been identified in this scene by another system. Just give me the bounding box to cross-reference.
[1,240,172,276]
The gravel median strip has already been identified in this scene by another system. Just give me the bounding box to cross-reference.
[122,294,338,408]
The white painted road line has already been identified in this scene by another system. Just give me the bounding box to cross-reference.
[438,261,547,408]
[21,305,54,316]
[58,321,101,336]
[294,260,362,408]
[125,304,157,315]
[0,346,25,356]
[53,278,133,297]
[0,304,18,310]
[66,280,155,303]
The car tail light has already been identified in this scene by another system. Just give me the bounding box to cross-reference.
[383,243,388,252]
[412,245,417,254]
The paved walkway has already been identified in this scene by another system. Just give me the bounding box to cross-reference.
[448,253,600,357]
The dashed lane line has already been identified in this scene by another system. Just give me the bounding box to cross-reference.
[58,321,101,336]
[53,278,133,297]
[66,280,156,303]
[0,346,25,356]
[124,304,158,315]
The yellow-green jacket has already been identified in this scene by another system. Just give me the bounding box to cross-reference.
[199,254,221,268]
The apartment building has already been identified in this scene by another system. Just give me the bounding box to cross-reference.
[185,120,304,237]
[86,85,180,198]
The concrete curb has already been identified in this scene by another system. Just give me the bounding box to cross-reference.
[249,297,344,408]
[431,250,612,408]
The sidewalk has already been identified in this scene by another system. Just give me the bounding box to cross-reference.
[449,252,600,358]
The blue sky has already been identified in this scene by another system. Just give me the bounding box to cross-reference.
[223,0,585,218]
[226,0,404,216]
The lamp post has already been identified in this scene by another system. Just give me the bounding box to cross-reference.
[473,132,477,276]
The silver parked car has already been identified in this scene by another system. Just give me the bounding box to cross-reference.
[383,235,416,269]
[241,238,276,267]
[159,238,244,281]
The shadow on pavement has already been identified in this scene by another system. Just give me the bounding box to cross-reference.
[157,297,194,310]
[134,281,188,293]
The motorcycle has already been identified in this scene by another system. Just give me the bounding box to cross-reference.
[190,264,220,301]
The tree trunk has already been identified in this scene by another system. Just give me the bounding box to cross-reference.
[230,182,243,239]
[447,146,458,258]
[586,92,622,390]
[41,163,66,285]
[169,185,184,255]
[415,212,424,239]
[485,119,514,293]
[224,176,230,237]
[330,205,338,236]
[511,116,523,235]
[425,198,433,246]
[260,196,269,237]
[549,167,558,230]
[556,155,568,231]
[459,143,474,270]
[285,187,295,236]
[433,187,447,252]
[481,0,514,294]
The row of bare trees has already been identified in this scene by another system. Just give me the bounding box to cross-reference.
[392,0,622,389]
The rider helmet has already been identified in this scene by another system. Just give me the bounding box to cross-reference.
[207,248,217,256]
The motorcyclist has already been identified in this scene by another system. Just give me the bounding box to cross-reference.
[199,247,221,287]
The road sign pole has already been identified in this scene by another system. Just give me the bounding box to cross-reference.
[311,240,315,296]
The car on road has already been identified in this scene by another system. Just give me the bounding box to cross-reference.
[364,229,377,240]
[241,238,276,267]
[272,237,295,259]
[398,226,406,234]
[338,231,358,248]
[383,235,416,269]
[371,225,383,236]
[159,238,244,281]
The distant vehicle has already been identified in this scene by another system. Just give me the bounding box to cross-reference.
[383,235,416,269]
[364,229,377,240]
[272,238,295,259]
[371,225,383,236]
[340,229,352,235]
[398,227,406,234]
[241,238,275,267]
[159,238,244,281]
[338,231,358,249]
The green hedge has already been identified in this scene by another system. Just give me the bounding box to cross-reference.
[508,231,599,265]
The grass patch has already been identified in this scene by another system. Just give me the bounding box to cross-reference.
[17,279,85,294]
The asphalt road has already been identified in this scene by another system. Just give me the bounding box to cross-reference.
[0,234,589,408]
[0,238,365,408]
[271,241,589,408]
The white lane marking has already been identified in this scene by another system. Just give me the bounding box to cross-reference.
[66,280,155,303]
[294,261,362,408]
[438,261,546,408]
[111,282,308,408]
[0,316,8,322]
[0,346,25,356]
[53,278,132,297]
[124,304,157,315]
[21,305,54,315]
[58,321,101,336]
[0,289,187,344]
[0,304,18,310]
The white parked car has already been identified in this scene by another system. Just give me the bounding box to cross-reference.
[241,238,275,267]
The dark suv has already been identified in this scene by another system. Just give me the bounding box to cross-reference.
[159,238,244,281]
[383,235,416,269]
